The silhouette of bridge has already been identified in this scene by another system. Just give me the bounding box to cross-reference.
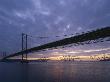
[2,27,110,61]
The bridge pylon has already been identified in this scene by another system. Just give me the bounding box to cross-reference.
[21,33,28,62]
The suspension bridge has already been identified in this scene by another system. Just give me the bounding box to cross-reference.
[1,27,110,62]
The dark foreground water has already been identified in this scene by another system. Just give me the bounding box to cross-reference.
[0,61,110,82]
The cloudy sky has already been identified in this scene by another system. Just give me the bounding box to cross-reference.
[0,0,110,57]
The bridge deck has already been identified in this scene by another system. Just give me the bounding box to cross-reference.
[3,27,110,59]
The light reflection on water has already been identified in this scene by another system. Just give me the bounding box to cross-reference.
[0,61,110,82]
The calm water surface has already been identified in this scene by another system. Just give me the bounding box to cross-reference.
[0,61,110,82]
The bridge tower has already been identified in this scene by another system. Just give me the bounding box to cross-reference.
[2,52,7,58]
[21,33,28,62]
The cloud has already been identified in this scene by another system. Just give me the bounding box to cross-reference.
[54,16,64,24]
[0,0,110,56]
[13,10,36,22]
[59,0,66,6]
[67,48,110,54]
[66,24,71,29]
[32,0,51,16]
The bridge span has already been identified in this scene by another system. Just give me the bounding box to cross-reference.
[2,27,110,60]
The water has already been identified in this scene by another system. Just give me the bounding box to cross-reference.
[0,61,110,82]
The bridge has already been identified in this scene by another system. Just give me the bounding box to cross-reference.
[2,27,110,61]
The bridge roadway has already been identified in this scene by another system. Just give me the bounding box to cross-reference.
[2,27,110,60]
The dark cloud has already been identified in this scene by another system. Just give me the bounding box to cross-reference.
[0,0,110,56]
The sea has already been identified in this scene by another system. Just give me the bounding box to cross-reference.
[0,61,110,82]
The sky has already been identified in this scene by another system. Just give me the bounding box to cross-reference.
[0,0,110,57]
